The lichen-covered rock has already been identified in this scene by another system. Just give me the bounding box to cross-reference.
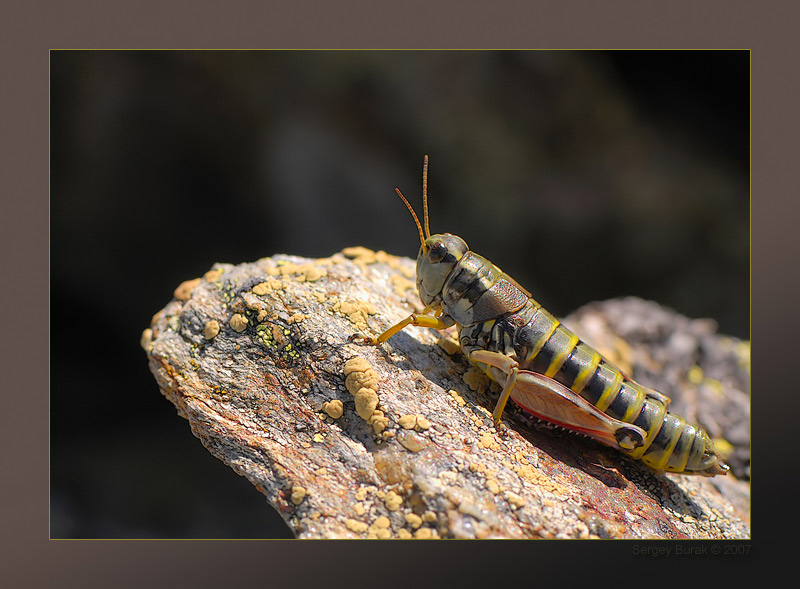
[143,249,750,539]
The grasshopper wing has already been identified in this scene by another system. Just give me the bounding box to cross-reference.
[509,370,647,452]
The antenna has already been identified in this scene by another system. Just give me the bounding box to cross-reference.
[395,188,427,252]
[422,154,430,238]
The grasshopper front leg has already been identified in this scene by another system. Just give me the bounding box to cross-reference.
[349,303,455,345]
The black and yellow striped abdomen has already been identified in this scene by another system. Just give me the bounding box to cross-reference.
[459,298,711,474]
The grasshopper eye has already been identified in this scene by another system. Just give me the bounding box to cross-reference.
[428,242,447,263]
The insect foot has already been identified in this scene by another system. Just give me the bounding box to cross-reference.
[347,333,377,345]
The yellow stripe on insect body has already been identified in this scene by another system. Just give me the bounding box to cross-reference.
[594,369,625,413]
[620,389,647,422]
[627,399,669,459]
[543,330,580,378]
[663,422,698,473]
[648,416,685,472]
[521,306,560,365]
[570,347,603,396]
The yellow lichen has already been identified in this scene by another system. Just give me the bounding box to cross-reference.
[334,299,377,331]
[398,415,418,429]
[687,364,704,385]
[505,491,525,509]
[463,368,490,392]
[253,278,283,296]
[290,485,306,505]
[422,511,437,523]
[399,414,431,431]
[302,266,326,282]
[415,416,431,431]
[479,432,499,450]
[343,357,380,396]
[344,518,368,534]
[469,462,485,474]
[384,491,403,512]
[341,245,374,257]
[203,320,220,340]
[372,516,390,529]
[448,389,466,407]
[369,411,389,434]
[174,278,202,301]
[404,513,422,529]
[229,313,249,332]
[322,399,344,419]
[368,516,392,539]
[343,357,373,375]
[515,464,573,498]
[736,341,751,369]
[390,273,417,297]
[267,262,327,282]
[252,282,270,295]
[439,471,458,485]
[354,388,379,420]
[341,246,378,264]
[486,479,501,495]
[342,357,387,432]
[345,370,380,395]
[437,336,461,356]
[338,299,376,316]
[704,378,726,397]
[203,268,224,282]
[140,328,153,352]
[712,437,735,460]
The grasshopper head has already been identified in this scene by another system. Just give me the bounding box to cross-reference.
[416,233,468,305]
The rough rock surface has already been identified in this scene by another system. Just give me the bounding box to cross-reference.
[142,248,750,539]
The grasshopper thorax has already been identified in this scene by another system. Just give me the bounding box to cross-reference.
[416,233,469,306]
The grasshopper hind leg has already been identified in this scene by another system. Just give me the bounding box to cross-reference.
[468,349,646,452]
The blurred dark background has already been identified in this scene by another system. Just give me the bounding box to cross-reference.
[50,50,749,538]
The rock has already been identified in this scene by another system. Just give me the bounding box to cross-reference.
[143,249,750,539]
